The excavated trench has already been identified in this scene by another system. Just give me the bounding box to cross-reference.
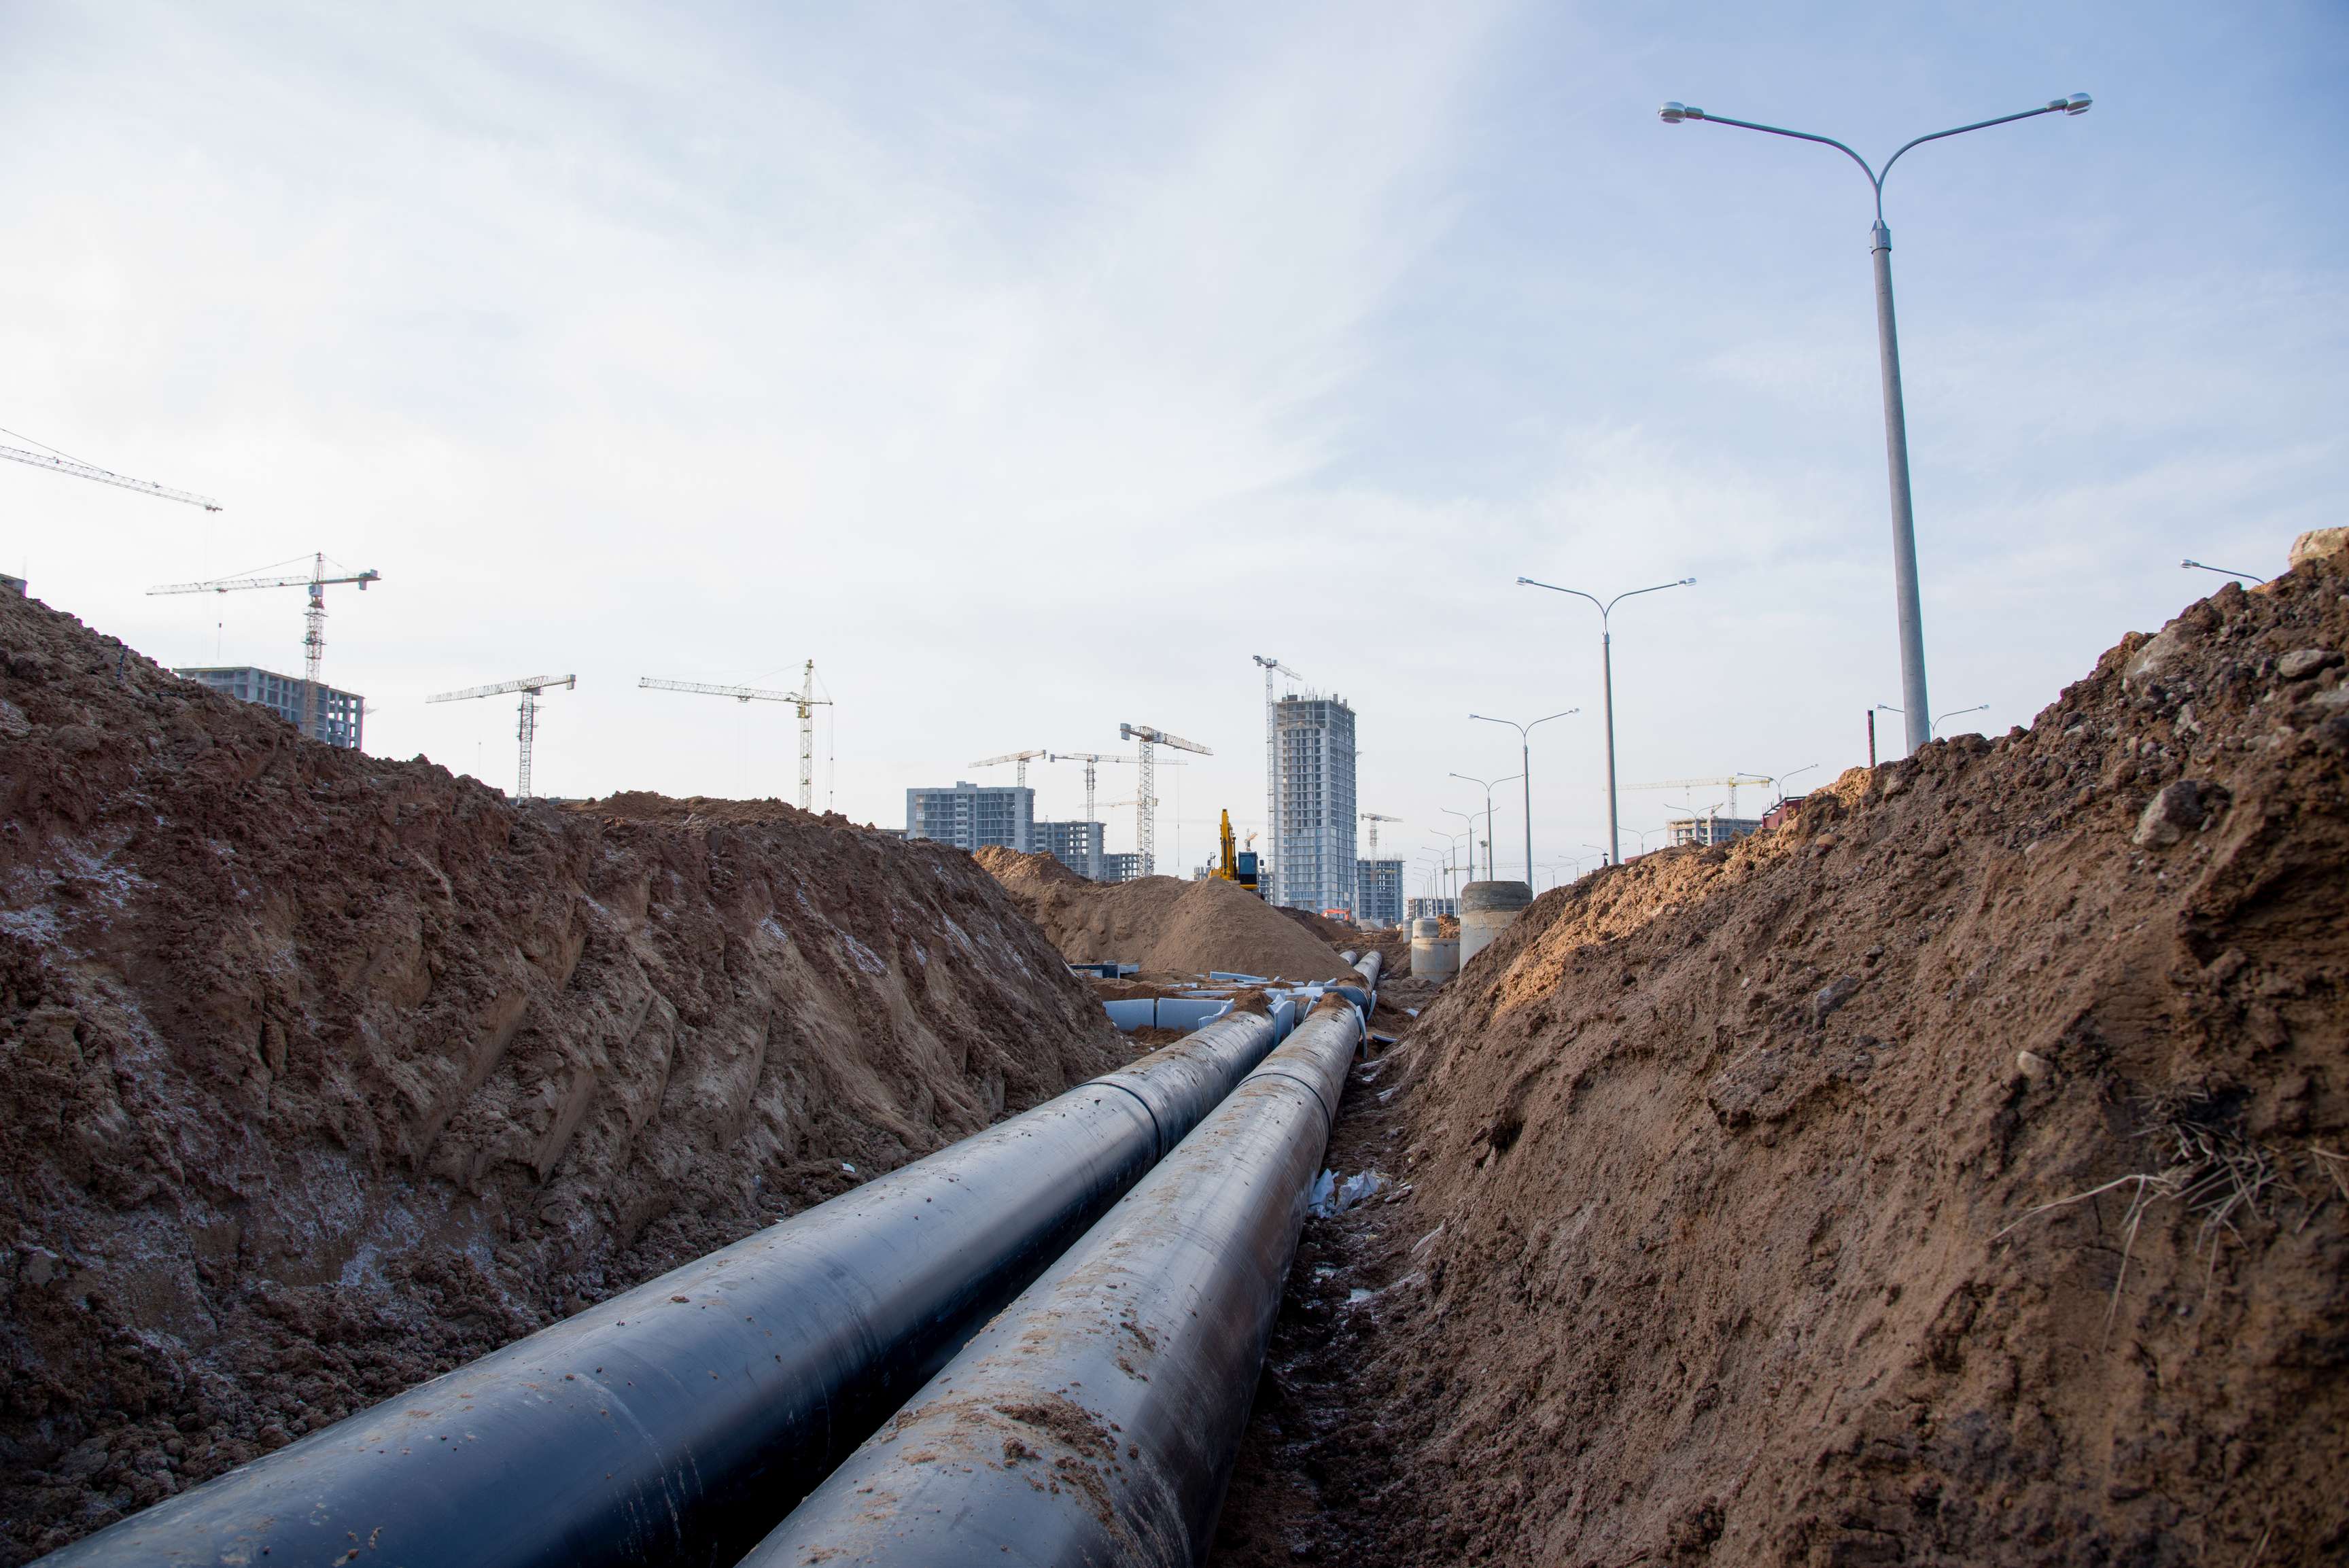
[1209,537,2349,1565]
[9,531,2348,1566]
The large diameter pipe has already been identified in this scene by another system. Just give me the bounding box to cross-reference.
[40,1013,1282,1568]
[744,1000,1363,1567]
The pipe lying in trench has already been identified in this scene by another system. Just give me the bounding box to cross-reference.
[742,997,1364,1567]
[39,1011,1288,1568]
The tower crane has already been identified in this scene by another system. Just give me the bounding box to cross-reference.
[639,661,833,810]
[429,675,576,800]
[148,553,381,742]
[1628,773,1773,820]
[1117,723,1212,879]
[1360,812,1404,860]
[1041,752,1179,880]
[1251,655,1310,903]
[3,436,221,510]
[971,749,1047,788]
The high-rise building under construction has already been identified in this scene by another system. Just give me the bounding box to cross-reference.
[1273,694,1357,916]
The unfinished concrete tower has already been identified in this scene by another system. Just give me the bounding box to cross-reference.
[1274,693,1357,916]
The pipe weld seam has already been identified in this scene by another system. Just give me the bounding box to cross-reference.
[1245,1066,1341,1134]
[1086,1078,1166,1159]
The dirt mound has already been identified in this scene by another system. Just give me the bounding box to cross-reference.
[1211,540,2349,1565]
[977,850,1350,981]
[0,593,1122,1563]
[1275,904,1357,947]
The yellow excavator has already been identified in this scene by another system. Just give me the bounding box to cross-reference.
[1209,810,1261,894]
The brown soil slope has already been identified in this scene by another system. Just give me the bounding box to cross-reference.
[0,593,1121,1562]
[1213,546,2349,1565]
[976,848,1350,979]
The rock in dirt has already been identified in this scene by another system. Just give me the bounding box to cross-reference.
[1211,546,2349,1567]
[2130,776,2219,846]
[0,591,1123,1563]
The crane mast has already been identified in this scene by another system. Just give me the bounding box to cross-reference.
[149,554,381,743]
[638,664,832,810]
[1251,656,1308,905]
[428,674,576,799]
[1117,723,1211,879]
[971,749,1047,789]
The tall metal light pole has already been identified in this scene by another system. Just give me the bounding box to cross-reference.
[1440,810,1479,886]
[1469,709,1578,886]
[1658,92,2090,755]
[1517,577,1694,865]
[1450,771,1522,884]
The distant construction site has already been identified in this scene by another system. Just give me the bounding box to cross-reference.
[2,13,2344,1563]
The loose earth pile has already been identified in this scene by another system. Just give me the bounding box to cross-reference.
[976,847,1353,980]
[0,592,1121,1563]
[1211,534,2349,1565]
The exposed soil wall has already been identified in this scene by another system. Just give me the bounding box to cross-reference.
[0,593,1121,1563]
[1212,543,2349,1565]
[976,848,1351,980]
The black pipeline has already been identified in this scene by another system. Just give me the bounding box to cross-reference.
[39,1012,1284,1568]
[744,998,1363,1567]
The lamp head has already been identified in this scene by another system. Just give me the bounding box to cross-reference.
[1658,101,1703,124]
[2062,92,2091,115]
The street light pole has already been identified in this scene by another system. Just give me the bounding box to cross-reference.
[2182,558,2269,585]
[1516,577,1694,866]
[1659,92,2090,756]
[1450,769,1526,884]
[1470,709,1578,887]
[1879,701,1988,739]
[1440,813,1476,893]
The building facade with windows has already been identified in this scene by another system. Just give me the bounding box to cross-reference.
[176,665,365,750]
[904,782,1034,853]
[1032,819,1106,879]
[1273,694,1357,916]
[1355,858,1404,929]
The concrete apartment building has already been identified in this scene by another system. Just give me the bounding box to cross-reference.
[904,782,1034,853]
[1032,819,1105,879]
[1274,694,1357,916]
[176,666,366,750]
[1355,858,1404,929]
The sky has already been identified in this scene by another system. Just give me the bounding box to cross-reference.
[3,1,2344,898]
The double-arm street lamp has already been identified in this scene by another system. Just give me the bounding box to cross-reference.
[1659,92,2090,756]
[1439,814,1478,890]
[1448,771,1523,885]
[1877,700,1989,738]
[1516,577,1694,866]
[1467,709,1578,886]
